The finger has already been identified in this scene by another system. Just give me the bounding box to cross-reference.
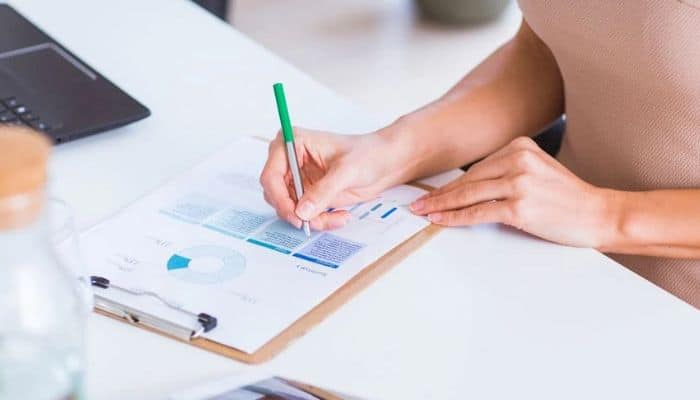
[415,157,513,204]
[473,136,538,167]
[427,200,517,227]
[260,136,289,200]
[260,137,301,226]
[441,147,543,196]
[412,179,510,215]
[296,165,356,220]
[275,203,303,229]
[308,210,352,231]
[419,175,469,201]
[507,136,539,151]
[263,187,301,228]
[460,154,514,182]
[419,148,518,201]
[430,137,540,195]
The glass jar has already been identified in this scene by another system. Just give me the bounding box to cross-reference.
[0,128,85,400]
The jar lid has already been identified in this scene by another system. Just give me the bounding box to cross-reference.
[0,126,51,199]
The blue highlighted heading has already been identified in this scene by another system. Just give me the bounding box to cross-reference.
[381,207,397,219]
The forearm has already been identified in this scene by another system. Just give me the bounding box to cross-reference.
[379,20,564,184]
[600,189,700,258]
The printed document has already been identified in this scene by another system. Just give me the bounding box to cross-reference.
[81,137,429,353]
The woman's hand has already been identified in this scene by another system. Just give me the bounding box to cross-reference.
[260,128,402,231]
[411,137,618,248]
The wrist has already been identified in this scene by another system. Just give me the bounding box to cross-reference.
[375,116,414,152]
[594,188,629,253]
[374,117,428,184]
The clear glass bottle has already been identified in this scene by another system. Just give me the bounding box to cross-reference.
[0,128,85,400]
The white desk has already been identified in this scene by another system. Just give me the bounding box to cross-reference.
[10,0,700,399]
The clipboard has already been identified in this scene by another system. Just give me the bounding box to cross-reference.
[90,138,443,364]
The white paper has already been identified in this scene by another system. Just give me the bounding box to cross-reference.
[81,137,429,353]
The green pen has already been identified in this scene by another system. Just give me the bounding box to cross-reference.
[273,82,311,237]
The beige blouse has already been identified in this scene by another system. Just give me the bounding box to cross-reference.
[518,0,700,308]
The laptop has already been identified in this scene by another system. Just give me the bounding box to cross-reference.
[0,4,150,143]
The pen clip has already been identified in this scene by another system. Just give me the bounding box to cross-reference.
[90,275,218,340]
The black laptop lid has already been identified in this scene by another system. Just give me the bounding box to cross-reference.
[0,4,150,143]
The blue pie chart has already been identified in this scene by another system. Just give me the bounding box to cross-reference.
[166,245,246,284]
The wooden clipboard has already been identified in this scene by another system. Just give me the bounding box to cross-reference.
[92,137,443,364]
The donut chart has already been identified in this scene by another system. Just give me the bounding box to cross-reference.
[166,245,246,284]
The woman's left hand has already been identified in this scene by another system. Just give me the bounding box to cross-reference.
[410,136,618,248]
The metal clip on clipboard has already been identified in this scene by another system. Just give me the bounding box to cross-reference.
[90,276,217,341]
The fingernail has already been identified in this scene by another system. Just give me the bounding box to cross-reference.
[411,199,424,212]
[428,213,442,223]
[296,200,316,220]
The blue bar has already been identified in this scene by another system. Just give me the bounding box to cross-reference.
[370,203,383,211]
[359,211,370,220]
[381,207,397,219]
[292,253,339,268]
[246,238,292,254]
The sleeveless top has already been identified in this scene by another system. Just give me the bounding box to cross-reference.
[518,0,700,308]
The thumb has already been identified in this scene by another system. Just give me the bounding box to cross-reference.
[295,166,354,220]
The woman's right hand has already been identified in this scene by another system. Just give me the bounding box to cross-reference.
[259,127,401,231]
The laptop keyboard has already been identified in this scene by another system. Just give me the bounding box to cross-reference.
[0,96,51,132]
